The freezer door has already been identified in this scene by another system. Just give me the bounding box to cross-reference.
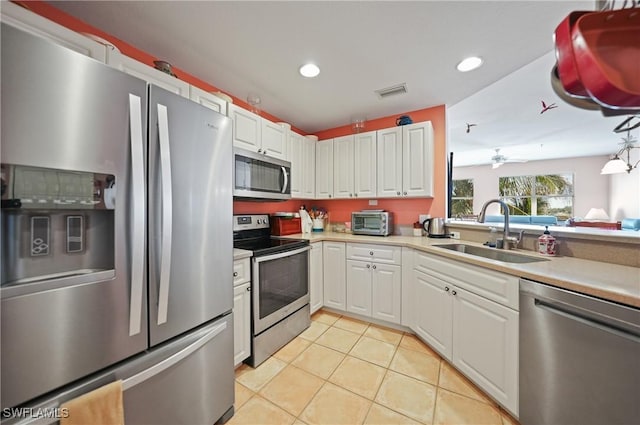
[0,315,234,425]
[123,315,234,425]
[1,24,148,409]
[148,85,233,346]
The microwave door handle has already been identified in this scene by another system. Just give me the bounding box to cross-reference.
[281,166,289,194]
[157,104,173,326]
[128,94,145,336]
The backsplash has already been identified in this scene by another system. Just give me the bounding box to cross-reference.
[234,198,438,226]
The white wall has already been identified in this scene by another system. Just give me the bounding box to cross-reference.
[453,155,611,218]
[609,148,640,220]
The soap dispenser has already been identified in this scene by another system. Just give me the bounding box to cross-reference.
[538,226,556,256]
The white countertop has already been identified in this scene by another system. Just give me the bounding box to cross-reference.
[286,231,640,308]
[233,248,252,260]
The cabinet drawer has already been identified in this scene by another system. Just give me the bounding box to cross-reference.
[233,258,250,286]
[347,243,401,264]
[414,251,518,310]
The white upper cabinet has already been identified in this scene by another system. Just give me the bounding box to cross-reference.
[301,136,317,198]
[228,104,261,151]
[377,122,434,198]
[315,139,334,199]
[332,132,377,199]
[403,122,434,197]
[354,131,377,198]
[107,51,190,98]
[261,120,287,160]
[228,104,287,159]
[377,127,404,197]
[1,2,107,62]
[188,85,228,115]
[290,132,316,199]
[333,135,355,199]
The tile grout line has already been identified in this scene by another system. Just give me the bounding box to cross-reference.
[237,312,513,425]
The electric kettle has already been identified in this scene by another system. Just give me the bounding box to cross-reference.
[423,217,448,238]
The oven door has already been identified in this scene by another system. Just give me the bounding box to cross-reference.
[252,246,310,335]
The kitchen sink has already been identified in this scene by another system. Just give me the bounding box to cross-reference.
[433,244,549,263]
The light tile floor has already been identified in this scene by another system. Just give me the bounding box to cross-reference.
[230,310,520,425]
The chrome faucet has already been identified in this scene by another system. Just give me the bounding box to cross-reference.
[477,199,524,250]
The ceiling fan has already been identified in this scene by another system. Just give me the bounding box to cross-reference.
[491,148,527,169]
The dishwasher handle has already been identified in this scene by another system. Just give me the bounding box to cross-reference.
[534,298,640,343]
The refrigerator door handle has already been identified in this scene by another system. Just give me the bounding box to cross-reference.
[129,94,145,336]
[123,321,227,390]
[281,166,289,194]
[156,104,173,325]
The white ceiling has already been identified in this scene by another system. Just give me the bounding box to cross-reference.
[47,0,632,166]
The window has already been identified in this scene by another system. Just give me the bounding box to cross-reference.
[451,178,474,217]
[498,174,574,221]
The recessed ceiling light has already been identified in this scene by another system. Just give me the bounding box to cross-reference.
[456,56,483,72]
[299,63,320,78]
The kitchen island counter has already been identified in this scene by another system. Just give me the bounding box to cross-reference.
[287,232,640,308]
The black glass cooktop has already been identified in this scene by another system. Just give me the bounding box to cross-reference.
[234,237,309,257]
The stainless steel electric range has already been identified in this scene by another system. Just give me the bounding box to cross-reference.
[233,214,310,367]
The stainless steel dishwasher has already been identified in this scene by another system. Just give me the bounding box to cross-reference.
[519,278,640,425]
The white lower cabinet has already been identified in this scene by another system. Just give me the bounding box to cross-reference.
[412,268,452,358]
[345,244,402,324]
[346,260,372,316]
[452,286,518,417]
[233,258,251,367]
[309,242,324,314]
[322,242,346,310]
[410,250,519,416]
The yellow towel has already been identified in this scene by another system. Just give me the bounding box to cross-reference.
[61,380,124,425]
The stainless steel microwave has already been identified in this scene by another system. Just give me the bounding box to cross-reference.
[233,148,291,201]
[351,211,393,236]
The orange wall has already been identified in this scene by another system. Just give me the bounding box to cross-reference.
[22,1,447,225]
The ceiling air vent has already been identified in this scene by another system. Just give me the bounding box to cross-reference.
[375,83,407,99]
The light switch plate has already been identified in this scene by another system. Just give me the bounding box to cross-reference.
[369,199,378,206]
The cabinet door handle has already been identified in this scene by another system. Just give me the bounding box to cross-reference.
[354,193,358,197]
[233,272,238,277]
[444,286,450,292]
[246,286,251,291]
[369,251,374,255]
[403,191,408,195]
[367,264,371,269]
[451,290,457,296]
[397,191,401,196]
[258,148,262,153]
[372,265,377,269]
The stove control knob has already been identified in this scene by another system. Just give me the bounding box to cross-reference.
[256,219,262,224]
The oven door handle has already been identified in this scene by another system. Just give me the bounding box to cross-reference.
[253,245,310,263]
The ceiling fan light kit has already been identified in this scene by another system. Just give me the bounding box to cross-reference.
[601,126,640,174]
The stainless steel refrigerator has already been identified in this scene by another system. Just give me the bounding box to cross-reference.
[1,23,234,424]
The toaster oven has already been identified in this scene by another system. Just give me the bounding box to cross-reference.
[351,211,393,236]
